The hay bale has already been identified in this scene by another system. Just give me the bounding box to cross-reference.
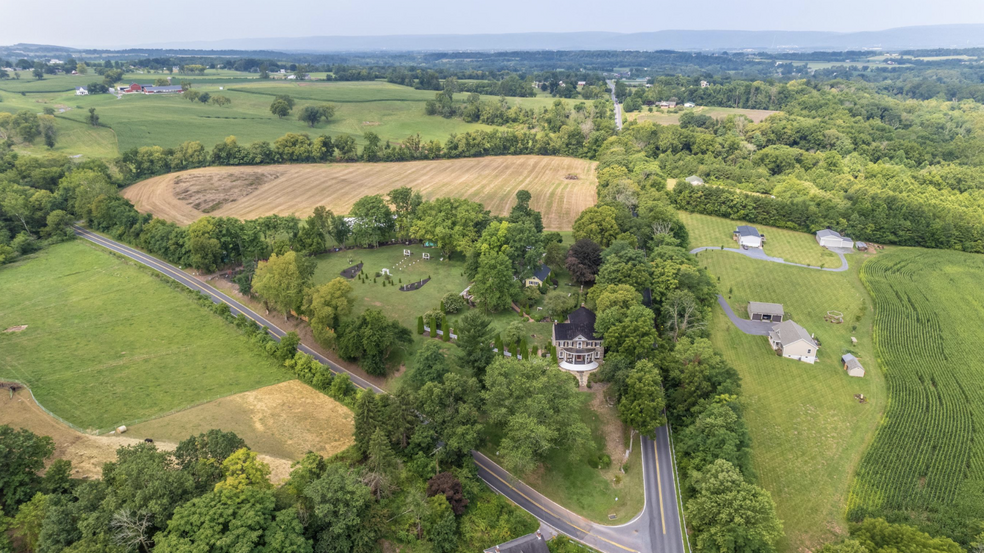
[116,425,127,434]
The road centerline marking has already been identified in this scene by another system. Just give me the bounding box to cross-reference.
[655,441,666,534]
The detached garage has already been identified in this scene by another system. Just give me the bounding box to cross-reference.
[816,229,854,249]
[748,302,784,322]
[733,225,763,248]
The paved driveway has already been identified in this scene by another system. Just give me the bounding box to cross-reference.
[716,295,774,336]
[690,246,849,272]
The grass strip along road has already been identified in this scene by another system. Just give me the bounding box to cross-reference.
[73,226,685,553]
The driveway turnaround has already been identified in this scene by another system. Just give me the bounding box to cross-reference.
[715,295,774,336]
[689,246,849,272]
[75,226,687,553]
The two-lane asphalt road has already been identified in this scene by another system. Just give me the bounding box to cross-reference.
[75,226,687,553]
[608,79,623,131]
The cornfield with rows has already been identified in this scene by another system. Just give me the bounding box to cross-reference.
[848,248,984,541]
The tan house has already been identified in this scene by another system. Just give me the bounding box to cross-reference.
[842,354,865,377]
[524,264,551,288]
[748,302,784,322]
[768,320,818,364]
[552,307,604,385]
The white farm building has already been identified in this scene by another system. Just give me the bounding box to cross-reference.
[733,225,763,249]
[816,229,854,249]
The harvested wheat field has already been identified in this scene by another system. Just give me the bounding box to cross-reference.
[123,155,597,230]
[0,386,291,483]
[129,380,354,461]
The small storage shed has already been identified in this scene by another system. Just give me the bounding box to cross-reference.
[842,354,865,377]
[748,302,784,322]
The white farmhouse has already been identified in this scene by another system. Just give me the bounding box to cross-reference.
[768,320,819,364]
[75,87,88,96]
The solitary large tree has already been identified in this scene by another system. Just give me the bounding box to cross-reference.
[471,251,517,313]
[565,238,603,283]
[252,251,313,319]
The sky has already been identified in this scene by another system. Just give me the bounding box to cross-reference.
[3,0,984,48]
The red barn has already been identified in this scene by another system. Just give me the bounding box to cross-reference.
[122,83,144,93]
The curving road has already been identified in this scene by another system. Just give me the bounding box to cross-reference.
[74,227,686,553]
[690,245,849,272]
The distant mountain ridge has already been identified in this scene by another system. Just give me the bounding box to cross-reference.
[4,24,984,55]
[131,25,984,53]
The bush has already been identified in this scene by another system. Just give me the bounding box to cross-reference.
[587,453,611,469]
[442,293,466,314]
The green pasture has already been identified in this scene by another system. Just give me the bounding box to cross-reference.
[0,78,563,160]
[0,240,286,432]
[680,211,841,267]
[692,217,886,550]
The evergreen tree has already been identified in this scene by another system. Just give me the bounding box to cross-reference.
[353,392,380,457]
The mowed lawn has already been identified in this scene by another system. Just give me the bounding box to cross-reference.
[680,211,841,267]
[694,244,886,550]
[0,240,286,432]
[122,156,597,230]
[312,245,470,334]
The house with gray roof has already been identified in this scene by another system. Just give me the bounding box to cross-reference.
[684,175,704,186]
[748,302,784,322]
[816,229,854,249]
[768,320,818,364]
[733,225,763,248]
[842,353,865,377]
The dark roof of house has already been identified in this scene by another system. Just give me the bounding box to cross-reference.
[735,225,759,237]
[554,307,597,341]
[532,264,551,282]
[483,532,550,553]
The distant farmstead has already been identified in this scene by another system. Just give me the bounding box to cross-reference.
[120,83,183,94]
[75,87,88,96]
[733,225,764,249]
[816,229,854,249]
[842,353,865,377]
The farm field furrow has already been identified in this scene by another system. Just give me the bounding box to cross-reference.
[122,156,597,230]
[848,248,984,540]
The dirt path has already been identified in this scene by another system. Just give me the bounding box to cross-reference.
[0,387,293,483]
